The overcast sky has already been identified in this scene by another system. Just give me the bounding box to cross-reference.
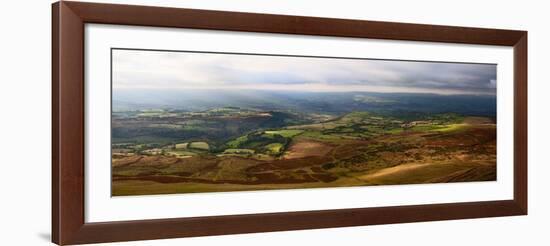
[112,49,497,95]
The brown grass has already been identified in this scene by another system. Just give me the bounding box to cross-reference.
[112,121,497,195]
[283,140,332,159]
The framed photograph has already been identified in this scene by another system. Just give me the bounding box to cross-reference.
[52,1,527,245]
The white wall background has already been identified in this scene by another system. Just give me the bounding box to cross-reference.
[0,0,547,245]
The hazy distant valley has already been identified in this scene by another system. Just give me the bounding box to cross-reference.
[114,90,496,116]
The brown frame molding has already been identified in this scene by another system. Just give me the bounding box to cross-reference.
[52,1,527,245]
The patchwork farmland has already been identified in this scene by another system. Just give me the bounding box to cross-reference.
[112,107,496,196]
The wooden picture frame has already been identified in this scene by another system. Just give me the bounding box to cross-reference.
[52,1,527,245]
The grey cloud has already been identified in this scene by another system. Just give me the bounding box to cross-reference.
[112,49,496,95]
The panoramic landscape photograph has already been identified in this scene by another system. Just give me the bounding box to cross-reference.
[111,48,497,196]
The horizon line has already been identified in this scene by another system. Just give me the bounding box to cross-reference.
[112,87,497,96]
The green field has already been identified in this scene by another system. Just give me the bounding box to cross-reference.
[188,141,209,150]
[264,129,304,138]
